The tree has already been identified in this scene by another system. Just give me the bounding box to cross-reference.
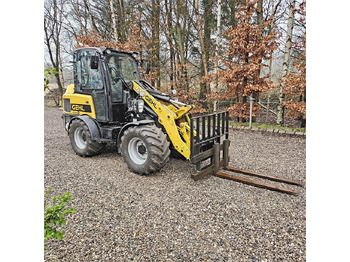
[109,0,118,42]
[43,0,306,127]
[164,0,176,90]
[276,0,296,125]
[84,0,99,33]
[219,0,278,120]
[283,0,306,127]
[213,0,222,112]
[44,0,66,106]
[151,0,161,87]
[195,0,216,110]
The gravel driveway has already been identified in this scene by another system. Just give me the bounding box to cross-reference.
[44,106,306,261]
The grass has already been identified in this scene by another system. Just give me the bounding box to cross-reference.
[229,121,306,133]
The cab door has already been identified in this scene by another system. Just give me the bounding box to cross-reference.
[106,54,128,123]
[74,49,108,122]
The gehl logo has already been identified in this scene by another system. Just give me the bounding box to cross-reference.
[71,104,92,112]
[144,95,157,109]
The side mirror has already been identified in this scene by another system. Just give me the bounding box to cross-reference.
[90,55,99,69]
[145,62,151,75]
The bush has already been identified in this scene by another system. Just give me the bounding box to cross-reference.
[44,189,76,250]
[44,68,58,91]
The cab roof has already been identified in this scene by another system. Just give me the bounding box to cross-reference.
[75,47,139,57]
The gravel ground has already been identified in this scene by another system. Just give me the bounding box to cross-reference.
[44,106,306,261]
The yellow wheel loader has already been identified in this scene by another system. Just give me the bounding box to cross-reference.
[62,47,230,176]
[62,47,302,194]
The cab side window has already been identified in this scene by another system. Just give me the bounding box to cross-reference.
[75,50,103,92]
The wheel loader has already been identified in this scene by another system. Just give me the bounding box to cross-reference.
[62,46,302,194]
[62,46,230,175]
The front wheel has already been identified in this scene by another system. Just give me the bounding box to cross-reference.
[68,119,106,157]
[120,124,170,175]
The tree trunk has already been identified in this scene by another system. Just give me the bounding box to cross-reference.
[252,0,264,121]
[227,0,237,63]
[213,0,222,112]
[195,0,208,76]
[109,0,118,43]
[173,0,189,92]
[151,0,160,87]
[165,0,175,90]
[265,93,270,124]
[54,0,63,106]
[256,0,263,33]
[116,0,126,43]
[276,0,295,125]
[75,0,85,34]
[84,0,99,33]
[203,0,213,73]
[58,48,65,93]
[229,0,237,27]
[195,0,210,109]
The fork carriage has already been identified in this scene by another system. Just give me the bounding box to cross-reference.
[189,111,303,195]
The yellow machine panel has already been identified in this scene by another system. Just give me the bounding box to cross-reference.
[63,84,96,119]
[132,82,194,159]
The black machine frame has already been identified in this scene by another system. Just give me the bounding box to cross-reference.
[189,111,230,181]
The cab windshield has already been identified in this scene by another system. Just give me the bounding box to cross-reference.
[106,53,140,82]
[106,53,140,103]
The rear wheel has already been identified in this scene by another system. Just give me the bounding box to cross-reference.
[69,119,106,157]
[121,124,170,175]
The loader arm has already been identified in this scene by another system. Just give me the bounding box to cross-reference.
[132,81,193,159]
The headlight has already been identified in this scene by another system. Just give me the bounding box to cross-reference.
[137,99,144,113]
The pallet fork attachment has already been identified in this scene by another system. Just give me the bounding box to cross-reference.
[189,111,303,195]
[189,111,230,180]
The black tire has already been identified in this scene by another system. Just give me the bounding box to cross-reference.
[120,124,171,175]
[68,119,106,157]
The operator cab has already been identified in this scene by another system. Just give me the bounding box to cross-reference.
[73,47,141,124]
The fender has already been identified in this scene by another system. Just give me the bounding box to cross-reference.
[117,120,155,149]
[68,115,101,142]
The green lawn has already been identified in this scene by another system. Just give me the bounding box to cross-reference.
[229,121,306,133]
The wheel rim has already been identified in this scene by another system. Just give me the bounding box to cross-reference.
[128,137,147,165]
[74,127,87,149]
